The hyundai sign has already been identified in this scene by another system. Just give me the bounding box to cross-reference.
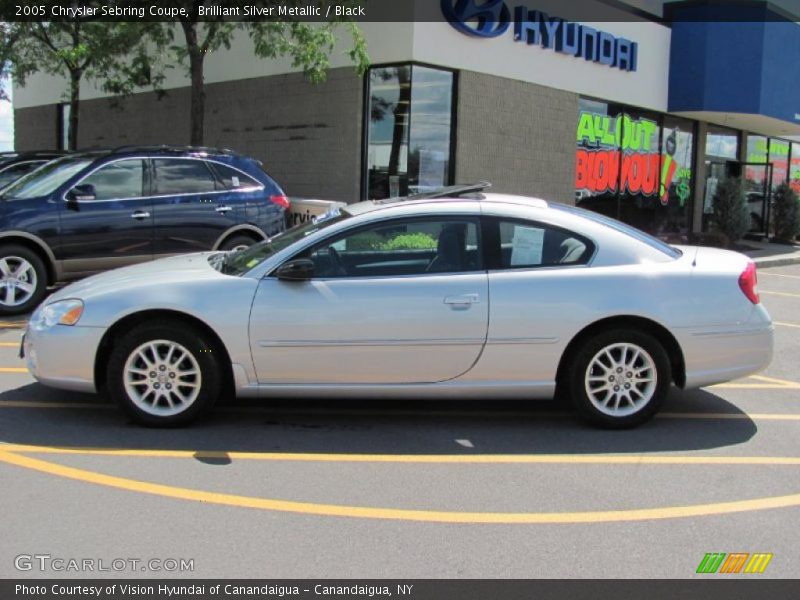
[441,0,638,72]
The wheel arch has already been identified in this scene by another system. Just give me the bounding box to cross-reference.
[212,225,266,251]
[0,231,58,285]
[94,309,235,396]
[555,315,686,392]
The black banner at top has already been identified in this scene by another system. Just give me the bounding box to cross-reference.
[2,0,799,23]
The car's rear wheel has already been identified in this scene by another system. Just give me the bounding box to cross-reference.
[0,245,48,316]
[220,234,259,253]
[107,322,222,426]
[566,329,670,428]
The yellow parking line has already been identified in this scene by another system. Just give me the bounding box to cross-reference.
[0,367,27,373]
[761,290,800,298]
[760,272,800,279]
[775,321,800,329]
[0,342,20,347]
[3,443,800,465]
[1,449,800,524]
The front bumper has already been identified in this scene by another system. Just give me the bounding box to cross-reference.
[23,324,105,393]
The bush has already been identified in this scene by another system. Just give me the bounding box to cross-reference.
[771,182,800,243]
[380,232,437,250]
[712,177,749,245]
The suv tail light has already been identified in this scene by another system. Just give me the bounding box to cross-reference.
[270,194,290,209]
[738,261,760,305]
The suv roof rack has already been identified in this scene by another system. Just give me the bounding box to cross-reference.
[109,144,236,155]
[375,181,492,204]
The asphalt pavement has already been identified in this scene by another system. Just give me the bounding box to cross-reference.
[1,264,799,579]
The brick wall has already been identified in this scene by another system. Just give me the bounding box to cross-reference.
[14,68,364,202]
[455,71,579,205]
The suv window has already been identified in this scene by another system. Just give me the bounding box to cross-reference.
[0,161,45,188]
[2,157,93,200]
[78,159,145,200]
[496,219,593,268]
[302,218,480,278]
[153,159,217,195]
[210,162,261,190]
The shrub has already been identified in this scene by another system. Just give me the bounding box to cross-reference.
[380,232,437,250]
[771,182,800,243]
[712,177,749,245]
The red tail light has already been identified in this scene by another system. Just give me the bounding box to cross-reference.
[270,194,290,209]
[738,261,759,305]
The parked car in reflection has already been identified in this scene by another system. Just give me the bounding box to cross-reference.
[0,151,66,190]
[0,145,288,315]
[22,183,773,428]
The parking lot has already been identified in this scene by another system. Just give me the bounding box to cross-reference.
[1,263,799,579]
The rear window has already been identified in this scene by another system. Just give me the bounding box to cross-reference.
[210,162,261,190]
[552,203,682,259]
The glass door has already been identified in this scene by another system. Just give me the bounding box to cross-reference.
[703,161,772,236]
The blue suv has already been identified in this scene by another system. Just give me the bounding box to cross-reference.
[0,145,288,315]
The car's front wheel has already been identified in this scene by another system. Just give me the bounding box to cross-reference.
[107,321,223,426]
[0,245,48,316]
[566,329,671,428]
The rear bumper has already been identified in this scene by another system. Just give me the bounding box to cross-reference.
[679,317,774,389]
[24,324,104,393]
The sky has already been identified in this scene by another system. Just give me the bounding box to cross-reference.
[0,81,14,151]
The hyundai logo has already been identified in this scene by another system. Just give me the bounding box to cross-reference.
[441,0,511,38]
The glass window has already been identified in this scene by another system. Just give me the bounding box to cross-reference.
[655,116,694,235]
[304,219,480,278]
[0,161,45,189]
[79,160,144,200]
[210,162,260,190]
[365,65,454,200]
[791,143,800,195]
[153,159,217,195]
[59,103,70,151]
[497,219,593,268]
[2,157,94,200]
[768,138,790,192]
[705,126,738,160]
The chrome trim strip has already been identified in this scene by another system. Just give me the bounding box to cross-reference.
[258,338,486,348]
[486,337,559,345]
[690,327,773,339]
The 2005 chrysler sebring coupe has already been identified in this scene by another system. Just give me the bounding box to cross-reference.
[22,183,773,428]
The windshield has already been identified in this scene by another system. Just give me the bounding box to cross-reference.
[216,211,350,276]
[1,157,94,200]
[552,203,682,259]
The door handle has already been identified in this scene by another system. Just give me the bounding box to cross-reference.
[131,211,150,220]
[444,294,479,306]
[216,205,233,213]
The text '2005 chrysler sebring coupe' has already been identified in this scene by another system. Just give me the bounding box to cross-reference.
[22,184,773,428]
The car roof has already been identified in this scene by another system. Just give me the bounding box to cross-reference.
[66,145,243,161]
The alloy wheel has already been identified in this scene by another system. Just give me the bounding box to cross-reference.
[0,256,38,308]
[584,342,657,417]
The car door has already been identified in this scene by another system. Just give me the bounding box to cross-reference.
[57,158,153,275]
[248,216,489,384]
[151,158,238,255]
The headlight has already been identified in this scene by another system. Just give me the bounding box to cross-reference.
[30,299,84,331]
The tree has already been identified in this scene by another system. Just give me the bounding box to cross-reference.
[771,182,800,243]
[1,20,165,149]
[157,1,369,145]
[712,176,749,246]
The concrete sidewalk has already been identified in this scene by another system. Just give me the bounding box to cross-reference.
[742,239,800,268]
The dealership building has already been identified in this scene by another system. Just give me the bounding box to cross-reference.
[13,0,800,237]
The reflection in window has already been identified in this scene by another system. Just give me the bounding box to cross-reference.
[705,126,738,160]
[154,159,217,195]
[791,143,800,195]
[655,117,694,235]
[768,139,790,192]
[80,160,144,200]
[365,65,454,199]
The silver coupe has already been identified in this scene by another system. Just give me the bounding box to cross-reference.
[22,184,773,427]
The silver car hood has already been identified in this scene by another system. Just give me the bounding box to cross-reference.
[50,252,224,302]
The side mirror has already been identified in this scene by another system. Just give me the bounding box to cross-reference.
[275,258,315,281]
[67,183,96,202]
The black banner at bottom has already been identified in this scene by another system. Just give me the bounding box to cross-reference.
[3,579,800,600]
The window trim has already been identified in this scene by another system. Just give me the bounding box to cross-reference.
[482,216,597,272]
[275,214,484,280]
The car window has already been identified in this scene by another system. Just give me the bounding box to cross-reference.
[302,218,481,278]
[496,219,593,268]
[210,162,261,190]
[153,159,217,195]
[0,161,45,189]
[78,159,145,200]
[1,157,94,200]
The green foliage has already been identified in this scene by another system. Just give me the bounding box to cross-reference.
[771,182,800,243]
[346,232,437,251]
[712,177,749,245]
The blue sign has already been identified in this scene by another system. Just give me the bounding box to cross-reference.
[441,1,638,72]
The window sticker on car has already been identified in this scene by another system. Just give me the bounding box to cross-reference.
[246,258,260,268]
[231,176,240,188]
[511,226,544,266]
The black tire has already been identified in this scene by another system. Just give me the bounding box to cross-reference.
[106,320,223,427]
[219,234,259,252]
[0,244,48,316]
[565,328,671,429]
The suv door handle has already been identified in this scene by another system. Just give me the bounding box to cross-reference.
[444,294,479,306]
[131,211,151,220]
[216,206,233,213]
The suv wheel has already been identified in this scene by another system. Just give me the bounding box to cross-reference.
[566,329,671,429]
[220,234,258,253]
[0,245,48,316]
[107,321,223,427]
